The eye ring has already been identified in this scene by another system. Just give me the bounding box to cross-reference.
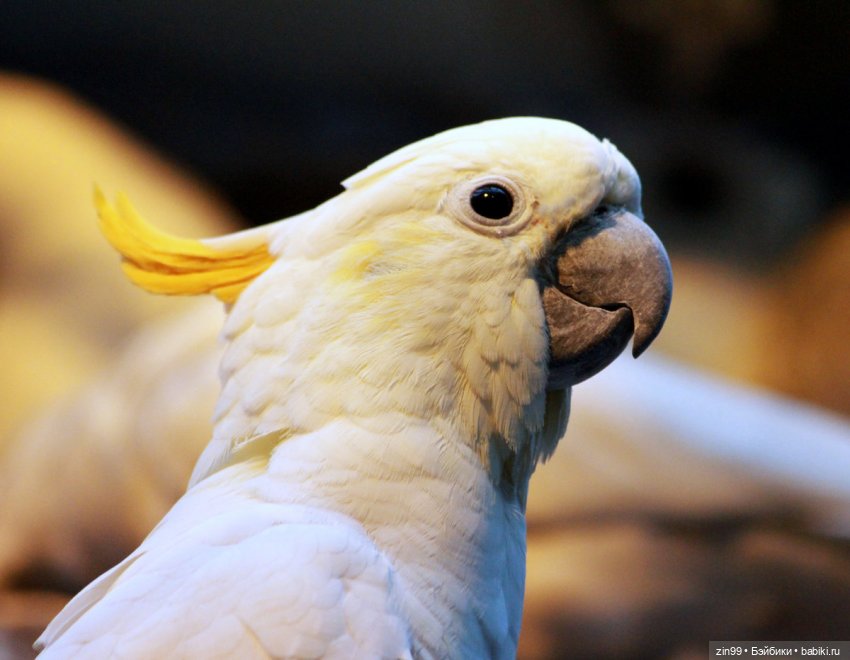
[446,175,531,237]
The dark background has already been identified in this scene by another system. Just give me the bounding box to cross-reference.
[2,1,847,271]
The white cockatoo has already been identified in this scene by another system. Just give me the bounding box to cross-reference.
[35,117,672,658]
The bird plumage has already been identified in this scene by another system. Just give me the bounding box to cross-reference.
[37,117,671,658]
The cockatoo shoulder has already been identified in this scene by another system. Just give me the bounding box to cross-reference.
[36,464,413,659]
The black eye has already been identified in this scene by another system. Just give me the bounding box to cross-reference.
[448,176,529,237]
[470,184,513,220]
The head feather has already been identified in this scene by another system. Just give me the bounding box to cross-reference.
[95,187,274,303]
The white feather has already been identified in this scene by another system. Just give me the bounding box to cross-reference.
[36,117,645,658]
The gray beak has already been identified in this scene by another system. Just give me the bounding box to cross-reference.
[543,209,673,387]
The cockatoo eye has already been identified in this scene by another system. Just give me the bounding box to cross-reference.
[470,184,513,219]
[447,175,531,237]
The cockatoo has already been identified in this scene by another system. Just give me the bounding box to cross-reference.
[35,117,672,658]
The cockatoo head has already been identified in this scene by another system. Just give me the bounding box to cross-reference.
[335,117,671,384]
[97,117,671,483]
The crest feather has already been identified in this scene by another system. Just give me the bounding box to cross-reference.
[95,188,274,303]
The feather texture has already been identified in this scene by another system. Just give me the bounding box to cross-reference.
[38,117,656,658]
[96,188,274,303]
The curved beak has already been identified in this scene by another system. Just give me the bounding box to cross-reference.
[543,209,672,387]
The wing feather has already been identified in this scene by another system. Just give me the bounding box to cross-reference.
[37,471,412,659]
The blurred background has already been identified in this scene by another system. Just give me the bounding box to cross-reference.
[0,1,848,658]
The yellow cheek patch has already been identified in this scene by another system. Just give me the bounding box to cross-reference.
[95,188,274,303]
[387,219,443,246]
[330,239,383,284]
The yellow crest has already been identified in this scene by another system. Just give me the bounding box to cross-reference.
[95,188,274,304]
